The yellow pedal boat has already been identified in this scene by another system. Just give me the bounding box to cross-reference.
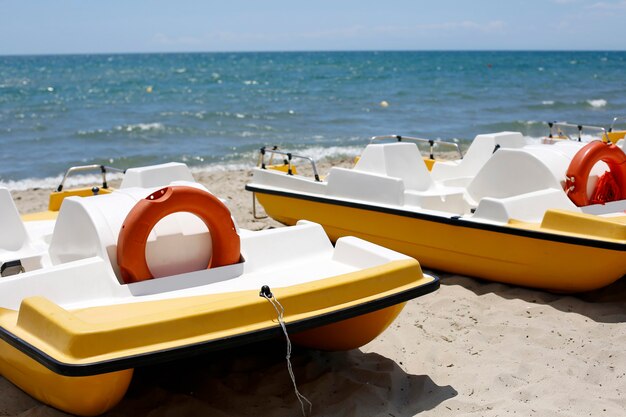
[247,132,626,293]
[0,162,438,416]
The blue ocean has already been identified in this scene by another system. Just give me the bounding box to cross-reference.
[1,51,625,189]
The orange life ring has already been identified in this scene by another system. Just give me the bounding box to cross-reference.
[117,185,240,283]
[564,141,626,206]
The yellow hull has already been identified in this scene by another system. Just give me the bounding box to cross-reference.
[291,303,406,351]
[0,259,436,415]
[0,338,132,416]
[254,192,626,292]
[0,306,403,416]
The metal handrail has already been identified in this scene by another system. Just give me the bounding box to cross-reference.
[370,135,463,159]
[547,122,609,142]
[609,116,626,132]
[56,164,126,192]
[258,146,320,182]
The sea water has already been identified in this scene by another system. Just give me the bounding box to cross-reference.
[1,51,625,189]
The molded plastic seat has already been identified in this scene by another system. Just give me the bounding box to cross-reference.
[466,148,566,205]
[431,132,525,182]
[354,142,434,191]
[0,188,51,273]
[328,142,468,212]
[0,188,28,252]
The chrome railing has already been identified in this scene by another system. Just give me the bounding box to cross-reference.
[547,122,609,142]
[257,146,320,182]
[56,164,126,192]
[609,116,626,132]
[370,135,463,159]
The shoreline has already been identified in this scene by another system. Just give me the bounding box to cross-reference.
[10,157,355,231]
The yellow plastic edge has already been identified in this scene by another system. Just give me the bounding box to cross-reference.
[266,164,298,175]
[3,259,429,365]
[48,187,112,211]
[0,337,132,416]
[539,209,626,241]
[606,130,626,144]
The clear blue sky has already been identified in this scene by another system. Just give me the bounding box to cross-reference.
[1,0,625,55]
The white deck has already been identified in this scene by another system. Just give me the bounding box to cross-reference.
[0,163,414,310]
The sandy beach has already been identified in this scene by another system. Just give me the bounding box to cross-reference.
[6,162,626,417]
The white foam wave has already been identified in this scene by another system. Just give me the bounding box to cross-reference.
[524,136,545,145]
[541,100,555,105]
[1,145,366,191]
[292,145,364,160]
[524,133,605,145]
[117,122,165,132]
[587,99,607,108]
[1,172,125,191]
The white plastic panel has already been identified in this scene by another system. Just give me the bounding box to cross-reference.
[0,188,28,251]
[251,168,328,195]
[466,148,564,204]
[331,236,412,269]
[240,221,333,272]
[431,132,524,182]
[326,167,405,205]
[355,143,433,191]
[404,187,470,214]
[472,189,580,223]
[120,162,195,189]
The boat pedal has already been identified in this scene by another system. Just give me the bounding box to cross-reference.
[0,260,25,277]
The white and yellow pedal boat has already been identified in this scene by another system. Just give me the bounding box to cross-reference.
[0,162,438,416]
[247,132,626,293]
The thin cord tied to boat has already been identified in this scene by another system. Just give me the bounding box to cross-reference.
[260,285,312,417]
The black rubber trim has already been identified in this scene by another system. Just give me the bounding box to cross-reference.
[245,185,626,252]
[0,276,439,377]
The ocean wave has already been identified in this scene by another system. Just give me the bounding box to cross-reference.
[1,144,366,191]
[541,100,555,106]
[587,99,607,108]
[525,133,604,144]
[77,122,166,138]
[116,122,165,132]
[291,145,364,160]
[0,172,125,192]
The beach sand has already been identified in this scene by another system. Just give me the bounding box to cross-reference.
[5,161,626,417]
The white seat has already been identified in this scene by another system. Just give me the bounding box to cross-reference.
[0,188,51,273]
[0,188,28,252]
[472,189,579,223]
[334,142,470,213]
[431,132,525,182]
[354,142,433,191]
[465,148,567,205]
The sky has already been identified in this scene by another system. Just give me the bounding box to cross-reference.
[1,0,626,55]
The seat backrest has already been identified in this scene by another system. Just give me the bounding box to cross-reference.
[121,162,195,189]
[466,148,564,203]
[431,132,525,181]
[354,142,433,191]
[0,188,28,251]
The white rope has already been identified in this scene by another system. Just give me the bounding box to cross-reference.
[261,292,312,417]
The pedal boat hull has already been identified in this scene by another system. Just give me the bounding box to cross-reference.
[248,187,625,293]
[0,256,436,415]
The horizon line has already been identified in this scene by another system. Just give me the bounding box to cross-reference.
[2,48,626,58]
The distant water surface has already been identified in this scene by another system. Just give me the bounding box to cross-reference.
[1,51,625,188]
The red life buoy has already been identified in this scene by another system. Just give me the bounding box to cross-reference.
[117,186,240,283]
[564,141,626,206]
